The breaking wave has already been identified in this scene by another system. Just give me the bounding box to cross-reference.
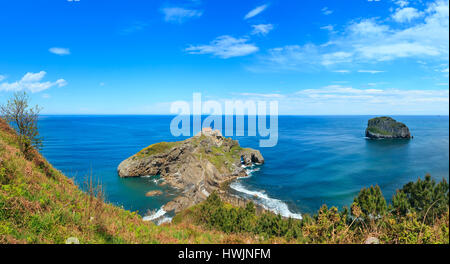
[230,181,302,219]
[232,164,302,219]
[143,206,172,225]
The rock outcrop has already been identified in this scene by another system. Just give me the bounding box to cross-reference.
[145,190,163,197]
[365,117,411,139]
[118,128,264,213]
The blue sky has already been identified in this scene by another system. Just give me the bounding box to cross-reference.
[0,0,448,115]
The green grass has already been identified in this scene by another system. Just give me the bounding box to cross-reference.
[204,145,243,173]
[134,141,181,159]
[367,126,392,135]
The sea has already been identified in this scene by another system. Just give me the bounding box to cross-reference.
[38,115,449,222]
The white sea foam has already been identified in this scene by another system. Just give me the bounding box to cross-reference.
[152,178,163,184]
[156,216,173,225]
[230,182,302,220]
[245,166,260,175]
[237,164,260,179]
[143,207,167,221]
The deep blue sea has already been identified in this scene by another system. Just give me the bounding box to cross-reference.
[38,115,449,219]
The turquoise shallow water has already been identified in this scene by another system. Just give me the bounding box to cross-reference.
[38,115,449,218]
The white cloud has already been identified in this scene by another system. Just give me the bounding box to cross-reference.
[321,7,333,15]
[294,85,448,105]
[358,70,385,74]
[49,47,70,55]
[355,42,440,61]
[161,7,202,23]
[0,71,67,93]
[239,92,285,98]
[244,4,268,20]
[392,7,424,23]
[285,85,449,114]
[394,0,409,7]
[297,85,383,98]
[185,35,259,59]
[348,19,389,36]
[256,0,449,70]
[257,44,354,70]
[333,70,350,73]
[21,71,47,82]
[320,25,334,31]
[251,24,274,36]
[322,51,353,65]
[225,85,448,115]
[0,75,5,82]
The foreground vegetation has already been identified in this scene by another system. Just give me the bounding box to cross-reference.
[175,176,449,244]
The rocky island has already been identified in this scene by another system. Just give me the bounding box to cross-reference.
[365,116,411,139]
[118,127,264,213]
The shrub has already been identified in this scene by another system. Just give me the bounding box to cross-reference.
[392,174,449,224]
[353,185,387,223]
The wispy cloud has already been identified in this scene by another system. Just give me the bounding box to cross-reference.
[0,71,67,93]
[251,24,274,36]
[244,4,268,20]
[185,35,259,59]
[256,45,354,71]
[321,7,333,15]
[288,85,449,114]
[119,21,148,35]
[224,85,448,115]
[0,75,5,82]
[49,47,70,55]
[333,70,350,73]
[320,25,334,31]
[295,85,448,105]
[238,92,285,98]
[358,70,385,74]
[161,7,202,23]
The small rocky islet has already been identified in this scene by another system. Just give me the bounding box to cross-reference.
[118,127,264,213]
[365,116,412,139]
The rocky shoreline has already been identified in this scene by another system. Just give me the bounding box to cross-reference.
[118,128,264,213]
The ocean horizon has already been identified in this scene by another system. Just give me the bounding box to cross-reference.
[38,115,449,222]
